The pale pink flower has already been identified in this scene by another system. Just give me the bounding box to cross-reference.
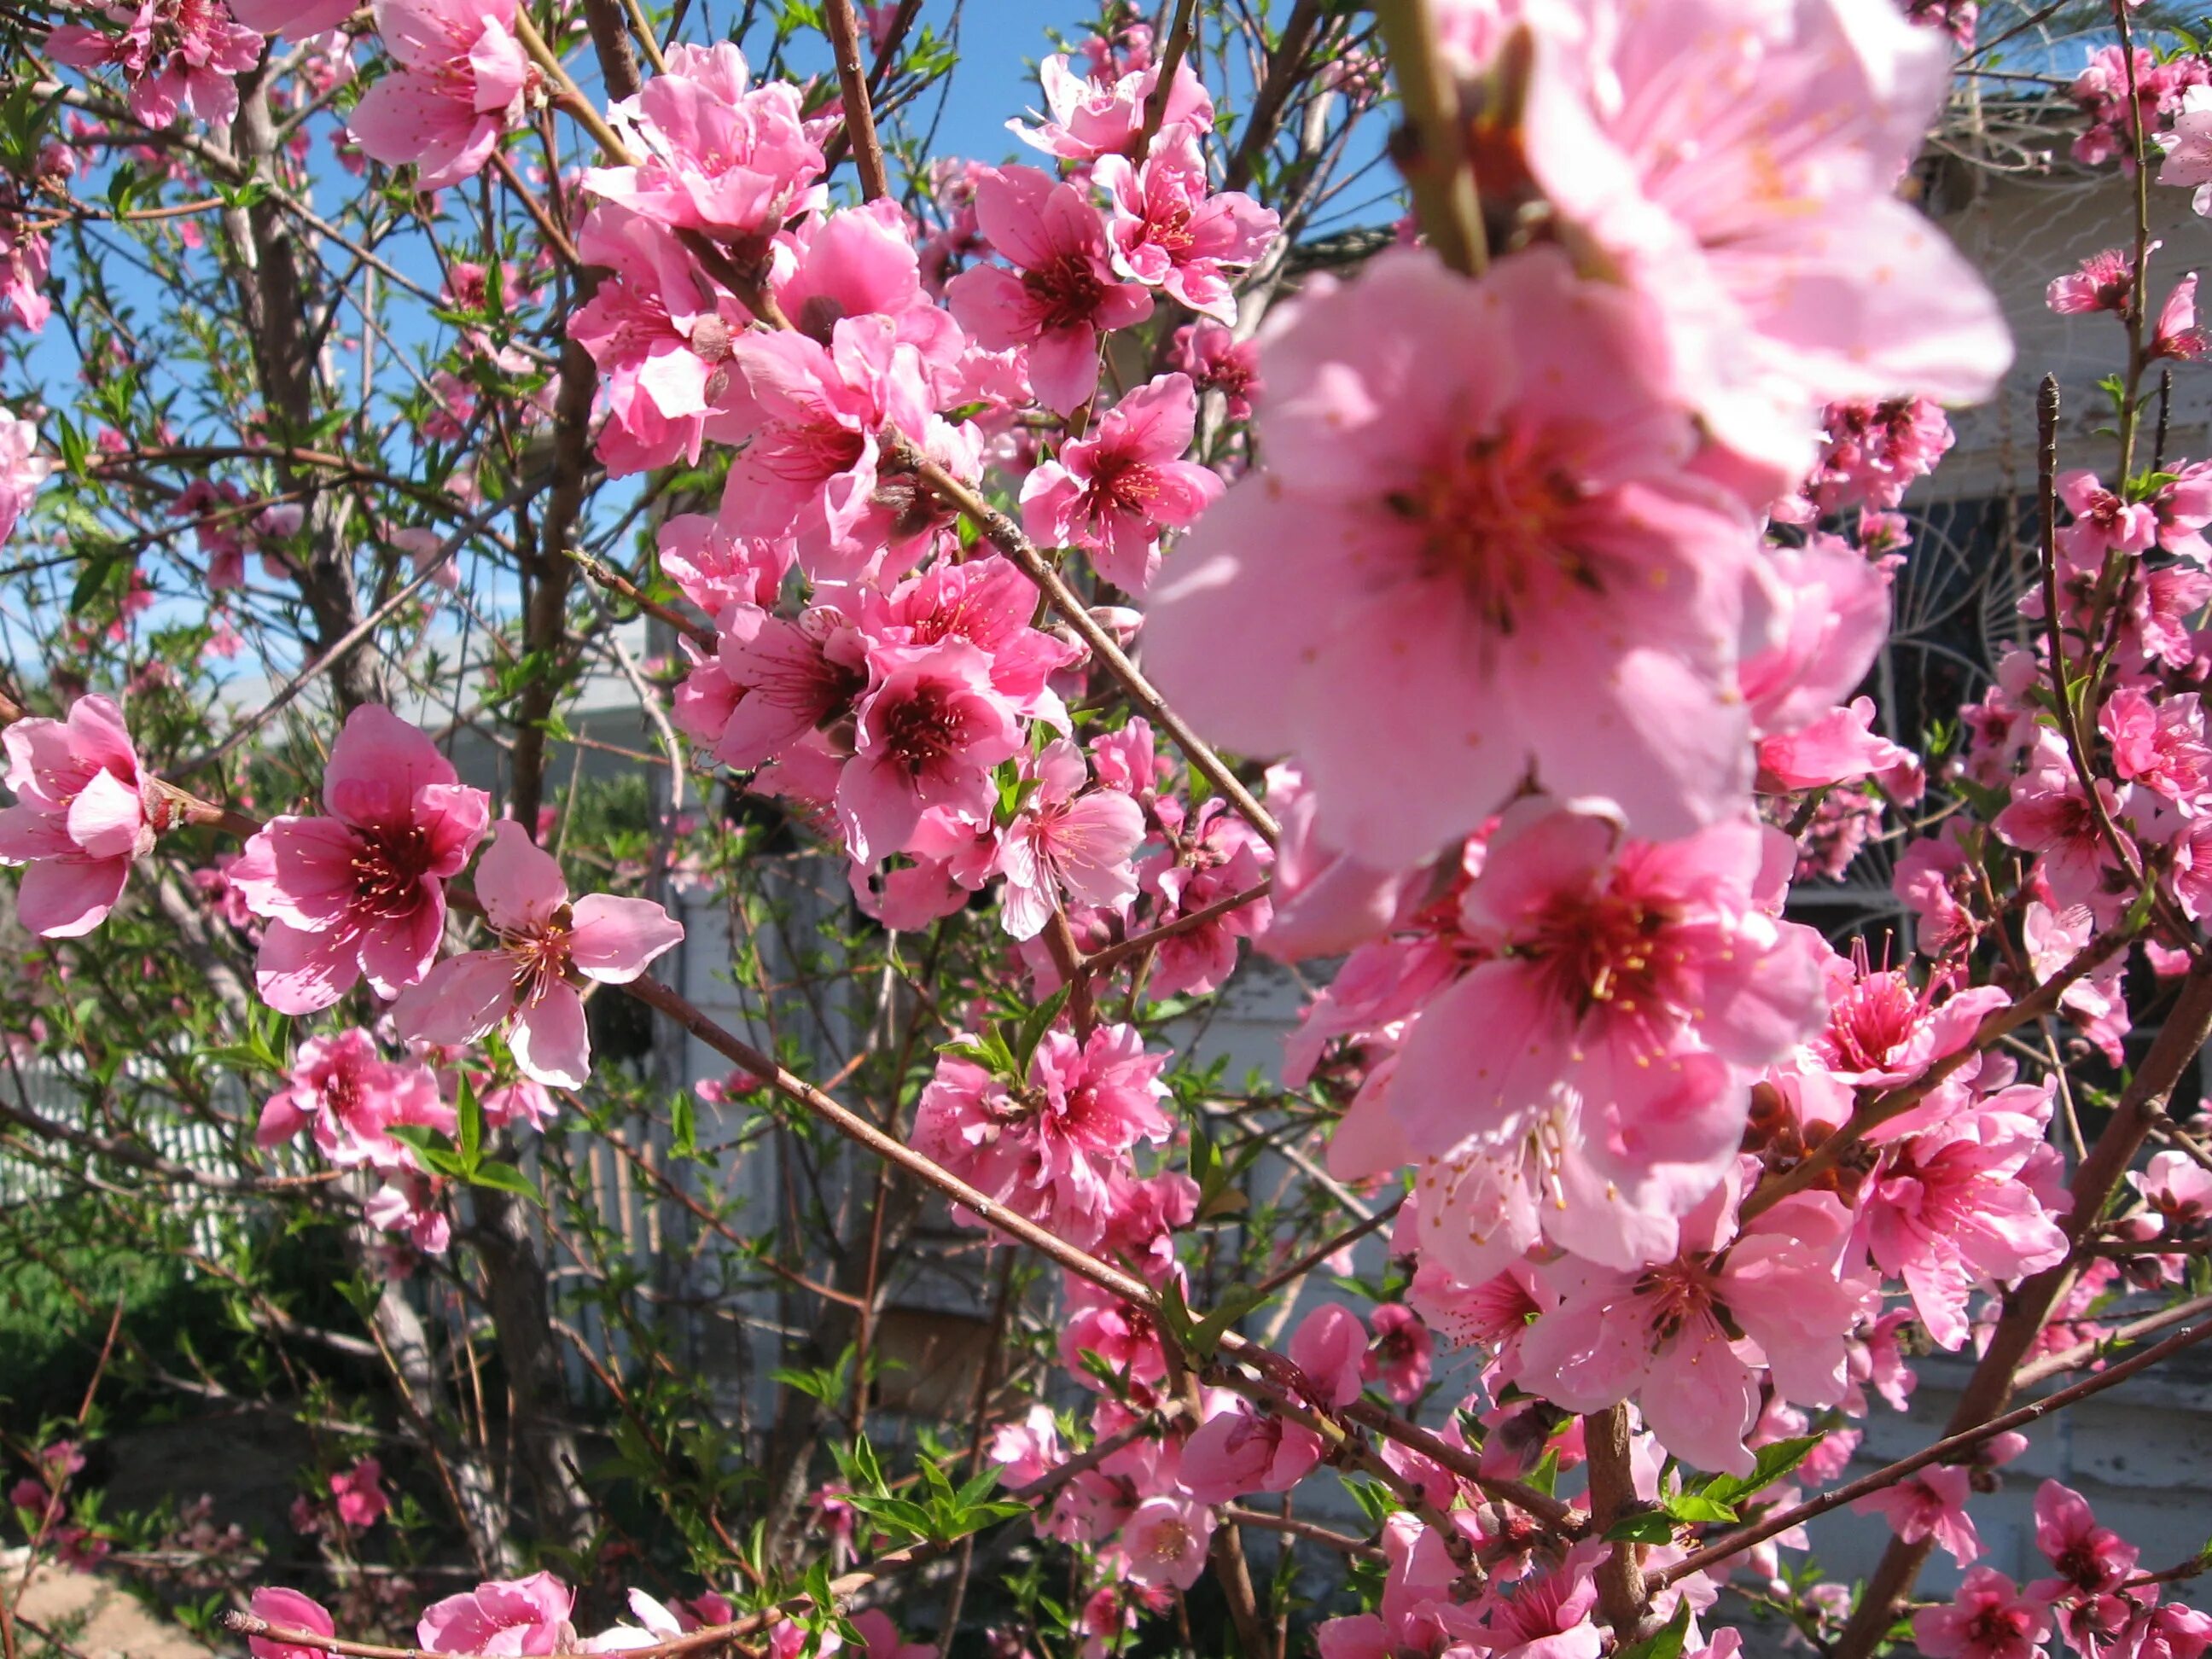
[248,1588,336,1659]
[913,1022,1171,1249]
[587,43,823,240]
[1914,1568,2049,1659]
[1477,1543,1604,1659]
[0,694,155,937]
[1119,1494,1212,1589]
[2029,1480,2139,1601]
[2100,684,2211,806]
[230,706,491,1014]
[0,411,52,544]
[1020,373,1221,593]
[771,202,966,392]
[1288,1303,1367,1409]
[2160,83,2212,214]
[420,1574,575,1656]
[2058,469,2158,557]
[48,0,262,129]
[1455,0,2011,492]
[837,640,1022,864]
[1145,247,1763,866]
[1864,1091,2071,1350]
[1010,54,1213,162]
[1388,800,1828,1181]
[1092,128,1277,321]
[2132,1149,2212,1233]
[256,1028,451,1170]
[1993,731,2133,917]
[230,0,355,37]
[1178,1400,1324,1504]
[1519,1170,1872,1476]
[329,1458,389,1530]
[684,602,866,772]
[393,821,682,1089]
[946,166,1154,414]
[1857,1464,1983,1565]
[986,1404,1061,1488]
[1759,696,1912,794]
[996,739,1144,941]
[347,0,534,189]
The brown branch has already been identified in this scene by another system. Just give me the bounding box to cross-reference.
[1373,0,1486,276]
[824,0,891,201]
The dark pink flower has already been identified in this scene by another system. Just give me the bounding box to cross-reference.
[995,739,1144,941]
[230,705,492,1014]
[837,640,1022,864]
[248,1587,336,1659]
[1914,1568,2050,1659]
[1092,127,1276,321]
[946,166,1154,414]
[2029,1480,2139,1601]
[256,1027,451,1170]
[420,1573,575,1656]
[48,0,262,130]
[329,1458,389,1530]
[1020,373,1222,593]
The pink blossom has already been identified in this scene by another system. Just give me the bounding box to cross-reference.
[655,514,789,614]
[1759,696,1913,794]
[1808,946,2009,1087]
[1864,1091,2071,1350]
[2100,684,2211,806]
[346,0,534,190]
[720,315,946,585]
[329,1458,389,1530]
[1388,800,1827,1186]
[837,640,1022,864]
[1020,373,1221,593]
[393,820,683,1089]
[1857,1464,1983,1565]
[248,1588,336,1659]
[1178,1401,1324,1504]
[1135,798,1272,998]
[230,706,491,1014]
[420,1574,576,1656]
[946,166,1154,414]
[256,1028,451,1170]
[1518,1170,1872,1476]
[1168,321,1260,420]
[568,206,748,474]
[2152,273,2209,362]
[1287,1303,1367,1408]
[1993,732,2133,917]
[230,0,355,37]
[2133,1149,2212,1233]
[0,695,156,937]
[1914,1567,2050,1659]
[48,0,262,130]
[2047,247,2139,316]
[2058,469,2158,557]
[588,43,823,241]
[771,202,966,394]
[1477,1543,1604,1659]
[996,739,1144,940]
[986,1404,1061,1488]
[1363,1304,1434,1405]
[913,1022,1170,1249]
[1145,247,1764,866]
[1010,54,1213,162]
[1458,0,2010,492]
[859,554,1078,728]
[1092,128,1277,321]
[2160,83,2212,213]
[1119,1493,1212,1589]
[2029,1480,2139,1601]
[0,411,51,544]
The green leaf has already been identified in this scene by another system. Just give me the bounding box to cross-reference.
[456,1073,483,1167]
[1615,1598,1693,1659]
[1662,1493,1738,1526]
[1697,1433,1824,1511]
[1013,985,1072,1073]
[671,1090,698,1160]
[1604,1510,1678,1545]
[467,1161,540,1203]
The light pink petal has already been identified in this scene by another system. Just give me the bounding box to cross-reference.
[255,919,360,1015]
[322,704,457,828]
[16,855,128,938]
[475,818,567,934]
[511,986,591,1089]
[392,951,518,1047]
[568,894,684,982]
[358,893,446,998]
[64,766,146,860]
